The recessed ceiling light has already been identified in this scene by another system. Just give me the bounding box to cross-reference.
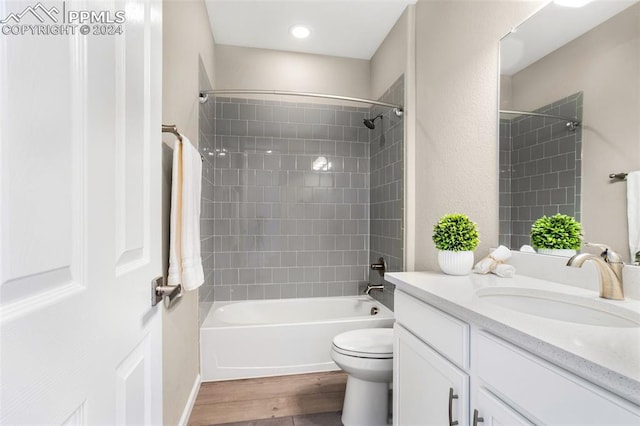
[290,25,311,39]
[553,0,593,7]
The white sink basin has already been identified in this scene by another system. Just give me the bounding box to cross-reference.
[476,287,640,328]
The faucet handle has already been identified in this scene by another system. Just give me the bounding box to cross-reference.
[584,242,623,264]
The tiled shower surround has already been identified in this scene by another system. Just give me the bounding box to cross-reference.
[367,77,404,309]
[499,92,582,249]
[199,90,216,305]
[202,99,372,301]
[199,77,405,304]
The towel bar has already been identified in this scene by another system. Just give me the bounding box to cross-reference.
[162,124,205,162]
[609,172,628,180]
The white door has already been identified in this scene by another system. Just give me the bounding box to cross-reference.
[394,324,470,426]
[0,0,163,424]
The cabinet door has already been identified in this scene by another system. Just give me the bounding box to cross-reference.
[473,387,533,426]
[478,332,640,425]
[394,324,470,426]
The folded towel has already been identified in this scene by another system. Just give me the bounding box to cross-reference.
[627,171,640,263]
[474,245,515,277]
[168,136,204,292]
[493,263,516,278]
[474,257,495,274]
[490,245,511,261]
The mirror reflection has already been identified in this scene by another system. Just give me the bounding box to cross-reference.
[499,0,640,263]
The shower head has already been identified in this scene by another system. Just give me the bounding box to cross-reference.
[363,114,383,129]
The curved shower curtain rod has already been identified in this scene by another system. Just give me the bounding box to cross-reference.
[199,89,404,117]
[500,109,581,131]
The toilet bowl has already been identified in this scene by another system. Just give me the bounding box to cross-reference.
[331,328,394,426]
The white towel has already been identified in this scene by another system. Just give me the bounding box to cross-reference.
[519,245,536,253]
[168,136,204,292]
[627,171,640,263]
[474,245,515,277]
[493,263,516,278]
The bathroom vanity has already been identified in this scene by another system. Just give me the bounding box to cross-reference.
[386,265,640,425]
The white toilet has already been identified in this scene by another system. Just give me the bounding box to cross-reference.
[331,328,394,426]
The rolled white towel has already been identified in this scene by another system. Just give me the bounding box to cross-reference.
[520,245,536,253]
[493,263,516,278]
[474,246,516,277]
[473,257,496,274]
[490,245,512,261]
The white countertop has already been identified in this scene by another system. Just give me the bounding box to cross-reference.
[385,270,640,406]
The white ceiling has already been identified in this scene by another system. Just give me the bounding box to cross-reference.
[501,0,638,76]
[204,0,416,60]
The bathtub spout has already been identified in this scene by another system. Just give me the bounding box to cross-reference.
[365,284,384,295]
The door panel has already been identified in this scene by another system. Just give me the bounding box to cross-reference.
[115,0,148,272]
[0,0,163,423]
[1,4,85,319]
[116,335,154,426]
[394,324,470,426]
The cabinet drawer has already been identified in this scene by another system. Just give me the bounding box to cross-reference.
[395,290,469,369]
[477,332,640,425]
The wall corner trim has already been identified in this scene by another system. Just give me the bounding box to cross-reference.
[178,374,202,426]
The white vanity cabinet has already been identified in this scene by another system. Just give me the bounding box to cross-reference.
[394,325,469,425]
[473,387,532,426]
[394,290,470,425]
[393,290,640,426]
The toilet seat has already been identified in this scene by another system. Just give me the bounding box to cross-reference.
[332,328,393,359]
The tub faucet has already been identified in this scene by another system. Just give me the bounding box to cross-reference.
[365,284,384,295]
[566,244,624,300]
[370,257,387,277]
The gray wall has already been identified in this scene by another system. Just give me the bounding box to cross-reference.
[199,93,216,319]
[215,45,371,103]
[413,1,544,271]
[205,98,372,301]
[161,0,216,423]
[499,93,582,249]
[368,76,404,310]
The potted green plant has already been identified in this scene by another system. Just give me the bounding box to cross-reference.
[432,213,480,275]
[530,214,582,257]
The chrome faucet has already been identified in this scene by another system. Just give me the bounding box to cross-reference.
[567,244,624,300]
[365,284,384,295]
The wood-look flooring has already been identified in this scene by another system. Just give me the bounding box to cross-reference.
[188,371,347,426]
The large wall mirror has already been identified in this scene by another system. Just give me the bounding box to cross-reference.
[499,0,640,263]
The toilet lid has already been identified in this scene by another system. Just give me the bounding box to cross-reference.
[332,328,394,358]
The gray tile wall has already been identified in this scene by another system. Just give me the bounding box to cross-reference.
[205,97,371,301]
[367,76,404,310]
[499,93,583,248]
[199,94,216,318]
[499,118,512,247]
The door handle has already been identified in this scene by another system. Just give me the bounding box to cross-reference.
[473,409,485,426]
[448,387,459,426]
[151,276,182,308]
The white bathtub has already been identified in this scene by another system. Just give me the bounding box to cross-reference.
[200,295,395,382]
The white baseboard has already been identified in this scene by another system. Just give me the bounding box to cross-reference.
[178,374,201,426]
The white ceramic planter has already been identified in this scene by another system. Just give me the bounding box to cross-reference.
[438,250,474,276]
[537,248,577,257]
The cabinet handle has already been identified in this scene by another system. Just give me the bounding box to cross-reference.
[473,409,485,426]
[448,387,459,426]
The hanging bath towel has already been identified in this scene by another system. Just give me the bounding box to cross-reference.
[627,171,640,263]
[168,135,204,291]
